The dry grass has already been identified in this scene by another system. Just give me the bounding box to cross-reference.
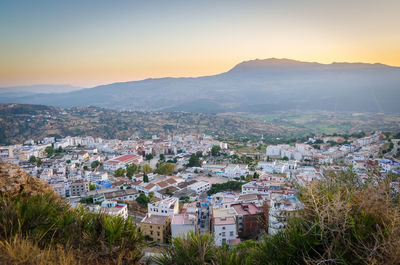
[298,171,400,265]
[0,235,79,265]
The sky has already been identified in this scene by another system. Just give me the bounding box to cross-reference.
[1,0,400,88]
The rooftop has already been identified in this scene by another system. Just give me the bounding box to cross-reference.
[231,203,262,215]
[141,214,169,225]
[214,216,236,225]
[172,214,196,225]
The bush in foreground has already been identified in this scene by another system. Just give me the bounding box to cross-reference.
[155,170,400,265]
[0,192,145,265]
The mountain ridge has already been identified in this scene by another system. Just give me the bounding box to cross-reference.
[1,58,400,113]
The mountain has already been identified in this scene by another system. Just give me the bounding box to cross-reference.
[1,58,400,113]
[0,84,83,98]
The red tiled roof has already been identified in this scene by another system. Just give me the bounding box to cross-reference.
[166,178,177,184]
[145,183,156,190]
[114,154,140,163]
[157,181,169,188]
[132,180,143,186]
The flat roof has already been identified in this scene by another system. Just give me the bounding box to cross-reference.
[214,216,235,225]
[141,214,169,225]
[172,214,196,225]
[231,203,262,215]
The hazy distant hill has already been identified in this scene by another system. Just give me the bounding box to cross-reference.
[1,104,400,145]
[1,58,399,113]
[0,84,83,98]
[0,104,294,144]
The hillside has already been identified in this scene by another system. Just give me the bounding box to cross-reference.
[0,162,144,265]
[2,104,400,145]
[0,104,294,144]
[0,162,55,197]
[1,58,400,113]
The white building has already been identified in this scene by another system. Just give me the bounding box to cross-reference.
[171,214,198,238]
[148,197,179,217]
[258,161,297,174]
[88,200,128,219]
[219,164,248,179]
[266,145,282,157]
[104,154,143,171]
[213,216,238,246]
[188,180,210,194]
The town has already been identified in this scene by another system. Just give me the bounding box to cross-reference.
[1,131,399,249]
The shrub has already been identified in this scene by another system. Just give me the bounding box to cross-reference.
[0,192,145,264]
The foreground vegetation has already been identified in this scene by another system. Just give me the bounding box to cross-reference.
[1,164,399,264]
[0,192,144,265]
[156,170,400,265]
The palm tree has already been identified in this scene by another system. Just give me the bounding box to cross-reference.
[154,232,216,265]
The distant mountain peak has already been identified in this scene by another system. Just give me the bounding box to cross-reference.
[227,58,395,73]
[0,58,399,113]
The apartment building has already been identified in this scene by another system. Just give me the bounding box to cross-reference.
[70,179,89,196]
[140,214,171,243]
[148,197,179,217]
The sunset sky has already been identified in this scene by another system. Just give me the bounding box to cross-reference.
[1,0,400,87]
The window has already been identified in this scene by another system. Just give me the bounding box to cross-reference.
[222,232,225,236]
[230,231,233,237]
[222,226,225,230]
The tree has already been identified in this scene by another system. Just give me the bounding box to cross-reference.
[66,159,71,164]
[154,232,215,264]
[79,196,93,204]
[83,165,88,171]
[312,144,320,150]
[142,164,152,174]
[45,146,55,157]
[156,162,176,175]
[179,196,190,203]
[165,188,173,196]
[89,183,96,191]
[36,158,42,167]
[126,163,138,178]
[159,154,165,161]
[145,153,154,161]
[187,154,201,167]
[282,156,289,161]
[91,160,100,169]
[246,174,253,182]
[207,181,245,196]
[211,145,221,156]
[136,193,150,206]
[114,168,125,177]
[148,191,154,199]
[143,173,149,183]
[29,155,36,164]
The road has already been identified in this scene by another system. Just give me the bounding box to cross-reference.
[385,139,400,159]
